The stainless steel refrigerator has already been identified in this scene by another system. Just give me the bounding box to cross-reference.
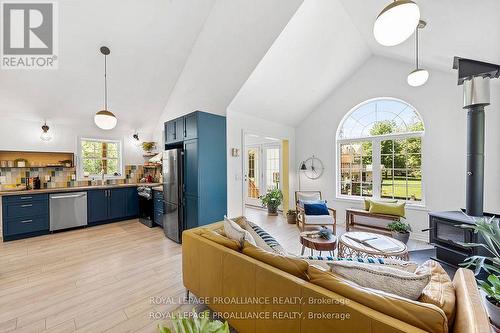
[162,148,183,243]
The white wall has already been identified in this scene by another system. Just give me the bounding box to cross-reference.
[296,56,500,241]
[0,116,147,166]
[227,112,296,216]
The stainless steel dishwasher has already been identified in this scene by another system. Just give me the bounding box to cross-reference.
[49,192,87,231]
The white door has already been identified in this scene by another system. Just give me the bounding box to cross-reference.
[244,144,281,207]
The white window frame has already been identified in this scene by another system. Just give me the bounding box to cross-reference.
[77,137,124,180]
[335,98,426,207]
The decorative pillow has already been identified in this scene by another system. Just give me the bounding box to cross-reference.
[298,199,326,208]
[234,216,287,255]
[369,200,406,218]
[329,260,431,300]
[417,260,456,325]
[364,198,397,211]
[242,241,308,280]
[223,216,256,246]
[308,266,448,333]
[303,203,329,216]
[320,257,418,272]
[200,229,241,251]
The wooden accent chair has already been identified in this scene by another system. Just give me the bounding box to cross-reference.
[295,191,336,234]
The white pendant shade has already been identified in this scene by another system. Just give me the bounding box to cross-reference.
[40,123,52,141]
[94,110,117,130]
[407,69,429,87]
[374,0,420,46]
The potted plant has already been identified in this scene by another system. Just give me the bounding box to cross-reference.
[387,219,412,244]
[158,309,229,333]
[286,209,297,224]
[459,216,500,328]
[142,141,156,154]
[260,188,283,216]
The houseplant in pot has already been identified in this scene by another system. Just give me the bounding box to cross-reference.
[286,209,297,224]
[459,216,500,328]
[260,188,283,216]
[387,220,411,244]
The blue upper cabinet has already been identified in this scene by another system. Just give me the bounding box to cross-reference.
[184,113,198,140]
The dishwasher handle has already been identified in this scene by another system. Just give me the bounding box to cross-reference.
[51,193,86,200]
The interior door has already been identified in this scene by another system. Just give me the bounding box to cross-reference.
[262,144,281,192]
[244,146,261,207]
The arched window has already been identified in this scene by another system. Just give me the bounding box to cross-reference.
[337,98,424,203]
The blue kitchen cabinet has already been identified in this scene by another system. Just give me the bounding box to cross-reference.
[88,187,139,224]
[184,113,198,140]
[87,190,108,223]
[184,194,198,230]
[165,121,176,144]
[125,187,139,217]
[2,193,49,241]
[153,190,164,227]
[183,139,198,197]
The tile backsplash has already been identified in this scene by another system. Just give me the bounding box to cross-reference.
[0,165,157,189]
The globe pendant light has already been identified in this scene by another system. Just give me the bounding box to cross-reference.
[374,0,420,46]
[40,121,52,141]
[94,46,117,130]
[407,20,429,87]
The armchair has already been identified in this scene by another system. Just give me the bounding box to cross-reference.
[295,191,336,234]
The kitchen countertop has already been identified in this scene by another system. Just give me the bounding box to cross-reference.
[0,183,162,196]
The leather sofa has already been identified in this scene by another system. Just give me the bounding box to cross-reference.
[182,222,491,333]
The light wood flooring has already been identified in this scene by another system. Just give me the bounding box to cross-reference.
[0,208,430,333]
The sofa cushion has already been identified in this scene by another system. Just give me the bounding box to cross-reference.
[417,260,456,325]
[328,260,431,300]
[369,200,406,218]
[199,229,241,251]
[231,216,287,255]
[363,198,397,211]
[242,241,309,280]
[321,257,418,272]
[308,265,448,333]
[304,203,329,216]
[224,216,256,246]
[303,215,334,225]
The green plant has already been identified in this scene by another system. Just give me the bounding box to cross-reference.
[286,209,296,216]
[142,141,156,152]
[158,310,229,333]
[318,227,333,240]
[260,188,283,209]
[459,216,500,305]
[387,220,411,233]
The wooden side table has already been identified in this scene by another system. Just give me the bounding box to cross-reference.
[300,231,337,257]
[338,231,409,260]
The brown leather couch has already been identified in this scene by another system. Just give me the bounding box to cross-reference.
[182,222,491,333]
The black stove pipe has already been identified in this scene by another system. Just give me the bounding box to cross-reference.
[453,57,500,217]
[465,106,484,216]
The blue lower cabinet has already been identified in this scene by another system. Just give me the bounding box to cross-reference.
[2,194,49,241]
[125,187,139,217]
[109,188,127,220]
[153,190,164,227]
[4,215,49,237]
[184,195,198,230]
[87,190,108,223]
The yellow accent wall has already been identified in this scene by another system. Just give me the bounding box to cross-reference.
[282,140,289,215]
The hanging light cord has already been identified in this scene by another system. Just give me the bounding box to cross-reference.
[104,53,108,110]
[415,26,420,70]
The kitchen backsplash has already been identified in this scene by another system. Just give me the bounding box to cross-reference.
[0,165,156,189]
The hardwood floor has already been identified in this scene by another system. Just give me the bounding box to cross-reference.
[0,208,430,333]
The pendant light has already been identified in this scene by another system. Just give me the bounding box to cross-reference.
[407,20,429,87]
[40,121,52,141]
[374,0,420,46]
[94,46,117,130]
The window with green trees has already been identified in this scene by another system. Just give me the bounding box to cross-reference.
[78,138,123,178]
[338,99,424,203]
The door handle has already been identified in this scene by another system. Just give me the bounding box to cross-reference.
[20,219,33,223]
[20,196,32,200]
[51,194,85,199]
[21,204,32,208]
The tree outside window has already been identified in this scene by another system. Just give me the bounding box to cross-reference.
[79,138,122,178]
[337,98,424,203]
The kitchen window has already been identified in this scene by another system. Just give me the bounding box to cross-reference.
[336,98,425,203]
[78,138,123,179]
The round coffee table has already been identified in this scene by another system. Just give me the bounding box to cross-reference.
[300,231,337,257]
[338,231,409,260]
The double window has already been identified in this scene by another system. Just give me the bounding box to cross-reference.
[78,138,123,179]
[337,98,424,203]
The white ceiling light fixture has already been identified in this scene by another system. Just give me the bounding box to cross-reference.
[94,46,117,130]
[374,0,420,47]
[407,20,429,87]
[40,121,52,141]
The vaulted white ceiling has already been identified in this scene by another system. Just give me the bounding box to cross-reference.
[1,0,498,136]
